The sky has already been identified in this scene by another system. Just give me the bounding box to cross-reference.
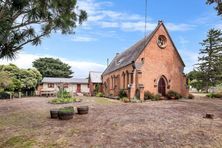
[1,0,222,78]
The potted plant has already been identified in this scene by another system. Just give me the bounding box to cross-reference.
[50,109,59,119]
[58,107,74,120]
[77,106,89,114]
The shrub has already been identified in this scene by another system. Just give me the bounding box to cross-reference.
[206,93,222,98]
[118,89,127,98]
[144,91,155,100]
[49,98,77,104]
[122,97,130,103]
[166,90,182,99]
[57,90,71,98]
[188,93,194,99]
[96,92,104,97]
[151,94,161,101]
[0,92,11,99]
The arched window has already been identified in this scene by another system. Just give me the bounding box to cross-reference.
[122,72,125,89]
[126,71,129,86]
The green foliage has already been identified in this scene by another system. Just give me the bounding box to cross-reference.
[0,0,87,59]
[206,93,222,98]
[207,0,222,16]
[0,71,13,92]
[93,84,100,95]
[151,94,161,101]
[59,107,74,113]
[0,64,42,95]
[0,92,11,99]
[197,29,222,91]
[57,90,71,98]
[96,92,104,97]
[144,91,155,100]
[118,89,127,98]
[166,90,182,99]
[33,57,73,78]
[49,98,77,104]
[187,70,205,91]
[188,93,194,99]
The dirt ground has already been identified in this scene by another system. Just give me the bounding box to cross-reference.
[0,96,222,148]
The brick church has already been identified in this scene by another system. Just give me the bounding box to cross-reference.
[102,21,188,100]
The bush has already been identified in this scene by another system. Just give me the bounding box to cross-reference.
[151,94,161,101]
[144,91,155,100]
[166,90,182,99]
[0,92,11,99]
[96,92,104,97]
[188,93,194,99]
[118,89,127,98]
[49,98,77,104]
[206,93,222,98]
[57,90,71,98]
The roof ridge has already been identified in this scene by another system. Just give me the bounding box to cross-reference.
[102,22,161,76]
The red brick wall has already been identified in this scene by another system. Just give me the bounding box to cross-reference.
[102,23,188,98]
[136,24,188,96]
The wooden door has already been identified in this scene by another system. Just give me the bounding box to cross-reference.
[77,84,81,93]
[158,77,166,96]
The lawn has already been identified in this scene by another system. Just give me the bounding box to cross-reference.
[0,96,222,147]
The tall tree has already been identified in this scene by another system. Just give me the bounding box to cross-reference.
[0,0,87,59]
[33,57,73,78]
[197,29,222,91]
[207,0,222,16]
[187,70,205,91]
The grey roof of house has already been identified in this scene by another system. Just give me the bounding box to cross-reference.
[102,22,185,76]
[42,77,88,84]
[89,71,102,83]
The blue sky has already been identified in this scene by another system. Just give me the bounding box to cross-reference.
[1,0,222,78]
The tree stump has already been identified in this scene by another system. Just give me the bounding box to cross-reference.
[204,113,214,119]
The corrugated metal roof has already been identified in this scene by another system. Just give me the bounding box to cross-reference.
[42,77,88,84]
[89,71,102,83]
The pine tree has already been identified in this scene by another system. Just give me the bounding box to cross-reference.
[198,29,222,92]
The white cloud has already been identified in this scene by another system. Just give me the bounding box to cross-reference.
[71,36,97,42]
[120,22,156,32]
[78,0,194,33]
[0,53,106,78]
[166,23,195,31]
[215,24,222,30]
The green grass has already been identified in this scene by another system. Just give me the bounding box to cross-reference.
[49,98,79,104]
[95,97,114,105]
[1,136,36,148]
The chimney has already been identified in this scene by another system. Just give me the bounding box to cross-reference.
[116,53,119,57]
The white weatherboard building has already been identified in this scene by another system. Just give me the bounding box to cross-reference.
[38,77,89,96]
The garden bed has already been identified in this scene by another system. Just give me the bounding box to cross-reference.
[48,98,81,104]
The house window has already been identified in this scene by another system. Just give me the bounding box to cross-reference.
[131,73,133,84]
[48,83,54,88]
[141,58,144,64]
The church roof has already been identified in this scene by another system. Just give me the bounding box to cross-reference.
[102,21,185,76]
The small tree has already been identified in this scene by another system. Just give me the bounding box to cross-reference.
[33,57,73,78]
[197,29,222,91]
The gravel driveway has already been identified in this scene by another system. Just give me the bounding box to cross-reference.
[0,96,222,147]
